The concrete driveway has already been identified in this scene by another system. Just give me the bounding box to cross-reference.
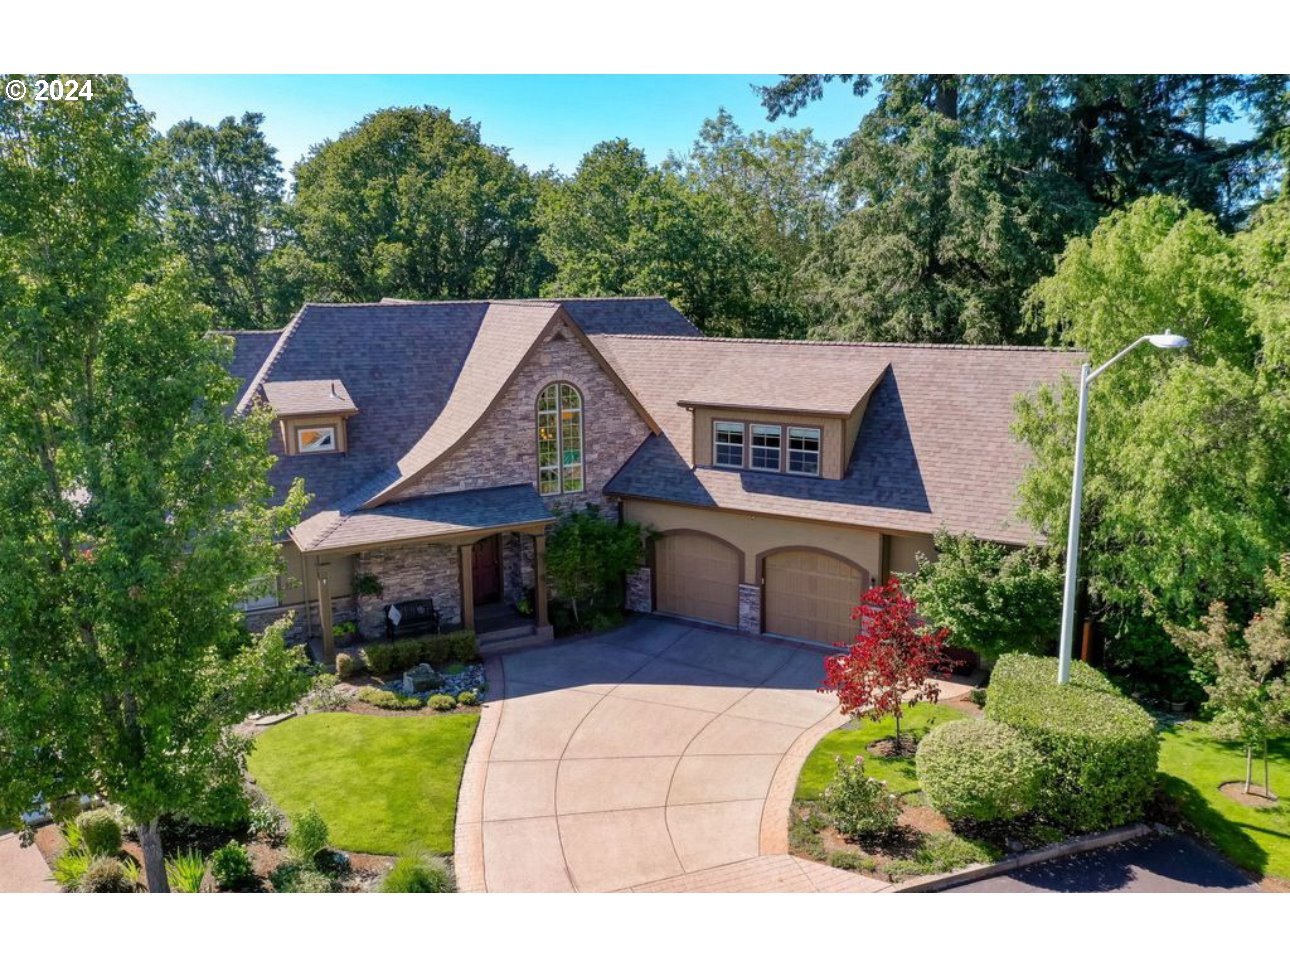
[454,616,878,892]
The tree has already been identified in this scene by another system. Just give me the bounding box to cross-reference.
[762,74,1289,344]
[1167,567,1290,798]
[821,578,951,751]
[1015,195,1290,693]
[902,531,1063,663]
[154,112,286,329]
[545,511,646,628]
[539,119,833,338]
[0,75,310,892]
[282,106,550,303]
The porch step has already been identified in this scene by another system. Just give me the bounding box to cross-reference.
[478,624,555,657]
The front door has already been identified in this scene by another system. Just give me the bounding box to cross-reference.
[472,535,502,606]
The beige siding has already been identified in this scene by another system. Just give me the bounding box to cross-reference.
[888,532,938,578]
[624,500,883,585]
[842,392,873,468]
[690,407,845,479]
[277,541,354,606]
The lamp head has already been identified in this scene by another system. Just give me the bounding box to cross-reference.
[1147,329,1189,350]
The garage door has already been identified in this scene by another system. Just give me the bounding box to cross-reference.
[653,532,740,627]
[764,550,868,645]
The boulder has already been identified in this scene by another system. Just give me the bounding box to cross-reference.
[403,663,442,693]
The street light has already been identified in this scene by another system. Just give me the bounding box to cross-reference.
[1056,329,1190,685]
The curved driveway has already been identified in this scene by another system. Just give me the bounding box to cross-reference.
[454,617,859,892]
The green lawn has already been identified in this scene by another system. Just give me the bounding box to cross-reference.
[247,712,479,856]
[795,703,968,801]
[1158,723,1290,882]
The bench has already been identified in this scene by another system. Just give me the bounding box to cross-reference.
[384,599,441,639]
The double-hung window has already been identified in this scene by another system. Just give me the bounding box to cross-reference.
[787,427,821,476]
[537,382,583,495]
[750,424,782,471]
[714,421,745,468]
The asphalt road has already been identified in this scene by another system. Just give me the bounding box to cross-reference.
[944,833,1259,893]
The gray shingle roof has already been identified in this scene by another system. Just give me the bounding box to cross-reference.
[218,328,282,407]
[230,298,695,547]
[594,335,1083,545]
[293,484,555,552]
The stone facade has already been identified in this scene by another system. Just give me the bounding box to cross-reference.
[243,600,357,644]
[397,322,651,518]
[500,532,537,607]
[738,583,762,635]
[626,566,653,613]
[355,543,462,637]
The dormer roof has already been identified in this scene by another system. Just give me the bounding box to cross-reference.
[262,379,359,418]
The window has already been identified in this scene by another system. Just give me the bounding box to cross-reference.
[235,575,279,612]
[714,421,745,468]
[787,427,821,476]
[297,425,336,453]
[537,382,583,495]
[750,424,782,471]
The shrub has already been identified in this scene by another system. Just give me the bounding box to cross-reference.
[287,807,330,864]
[51,846,92,891]
[353,572,383,598]
[788,814,827,862]
[828,851,876,873]
[986,653,1159,832]
[355,685,424,710]
[456,690,480,706]
[428,693,457,711]
[81,855,137,893]
[381,854,454,893]
[916,719,1043,823]
[969,688,988,708]
[209,840,255,890]
[548,510,646,629]
[820,757,901,840]
[270,860,335,893]
[884,832,997,879]
[361,630,479,676]
[165,849,207,893]
[334,620,358,637]
[76,808,123,857]
[248,802,286,844]
[335,652,361,680]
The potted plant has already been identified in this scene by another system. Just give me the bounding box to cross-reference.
[333,620,360,646]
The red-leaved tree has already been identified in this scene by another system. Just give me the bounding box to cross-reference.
[821,578,952,750]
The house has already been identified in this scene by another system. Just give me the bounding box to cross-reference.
[224,297,1080,659]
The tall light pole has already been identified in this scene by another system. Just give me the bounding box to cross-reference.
[1057,330,1190,685]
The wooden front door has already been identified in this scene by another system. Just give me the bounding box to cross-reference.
[472,535,502,606]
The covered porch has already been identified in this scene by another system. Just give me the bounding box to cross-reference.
[293,485,556,663]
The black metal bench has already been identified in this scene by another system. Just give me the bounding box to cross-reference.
[385,599,441,639]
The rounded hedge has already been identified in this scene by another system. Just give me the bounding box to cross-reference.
[915,719,1043,823]
[75,808,123,857]
[985,653,1159,832]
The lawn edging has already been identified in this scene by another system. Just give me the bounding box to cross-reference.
[452,654,506,893]
[888,822,1155,892]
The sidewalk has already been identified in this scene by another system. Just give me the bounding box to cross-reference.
[0,832,58,893]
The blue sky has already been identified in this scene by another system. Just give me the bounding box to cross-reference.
[128,75,874,176]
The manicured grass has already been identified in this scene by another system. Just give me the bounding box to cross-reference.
[795,703,968,801]
[1158,722,1290,881]
[247,712,479,856]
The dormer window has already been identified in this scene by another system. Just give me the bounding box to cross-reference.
[787,427,821,476]
[262,379,358,456]
[297,426,337,454]
[714,421,745,468]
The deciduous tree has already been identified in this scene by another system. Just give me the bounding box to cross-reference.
[821,579,951,750]
[0,75,309,892]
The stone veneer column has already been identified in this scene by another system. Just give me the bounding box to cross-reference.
[738,583,762,635]
[625,566,652,613]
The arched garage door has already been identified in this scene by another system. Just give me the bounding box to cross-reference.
[763,549,868,645]
[653,532,740,627]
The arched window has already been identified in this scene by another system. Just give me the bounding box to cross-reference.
[536,382,583,495]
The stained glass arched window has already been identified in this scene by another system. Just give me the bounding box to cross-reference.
[537,382,583,495]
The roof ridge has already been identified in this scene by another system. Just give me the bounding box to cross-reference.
[595,333,1082,353]
[234,308,306,415]
[212,327,285,336]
